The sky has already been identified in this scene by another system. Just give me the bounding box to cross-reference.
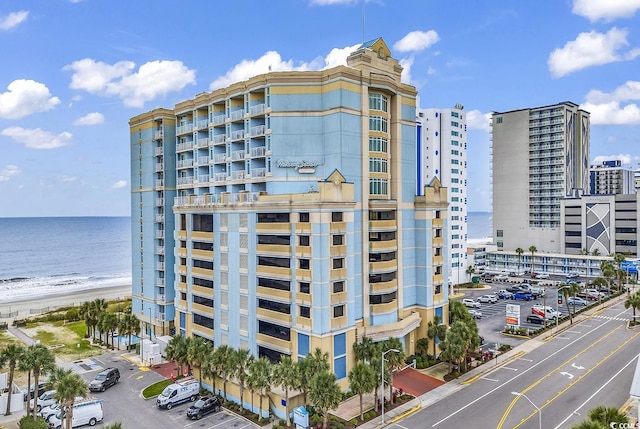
[1,0,640,217]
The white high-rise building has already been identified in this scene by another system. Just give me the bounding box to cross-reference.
[491,101,590,253]
[417,104,468,285]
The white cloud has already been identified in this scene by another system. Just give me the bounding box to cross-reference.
[466,109,492,131]
[427,67,436,75]
[1,127,72,149]
[63,59,196,108]
[582,80,640,125]
[548,28,640,78]
[112,180,127,189]
[0,165,21,182]
[398,57,414,85]
[59,176,77,183]
[592,154,636,165]
[209,44,359,91]
[0,79,60,119]
[581,101,640,125]
[74,112,105,126]
[0,11,28,30]
[393,30,440,53]
[572,0,640,22]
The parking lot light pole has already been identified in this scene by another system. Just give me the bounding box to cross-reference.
[512,391,541,429]
[381,348,400,425]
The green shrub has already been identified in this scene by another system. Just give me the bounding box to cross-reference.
[65,308,80,321]
[350,418,358,425]
[19,415,49,429]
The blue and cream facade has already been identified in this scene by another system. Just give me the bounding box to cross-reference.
[130,39,448,403]
[130,108,177,338]
[417,105,468,286]
[491,102,590,253]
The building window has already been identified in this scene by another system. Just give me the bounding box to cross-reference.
[180,292,187,301]
[332,258,344,269]
[299,306,310,318]
[451,150,459,156]
[299,259,310,270]
[451,121,459,127]
[369,115,388,132]
[496,116,503,124]
[332,212,343,222]
[299,235,310,246]
[497,230,504,237]
[299,212,309,222]
[435,284,442,294]
[369,93,388,112]
[451,111,459,118]
[451,131,459,137]
[369,157,388,173]
[299,282,310,293]
[333,305,345,318]
[369,136,388,153]
[333,281,345,293]
[332,235,344,245]
[369,178,388,195]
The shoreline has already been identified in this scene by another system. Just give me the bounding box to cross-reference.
[0,284,132,321]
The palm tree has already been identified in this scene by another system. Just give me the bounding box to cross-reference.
[18,345,36,414]
[298,348,330,404]
[624,292,640,323]
[246,357,271,421]
[426,314,446,358]
[353,336,376,363]
[465,265,475,282]
[165,335,188,378]
[449,300,470,324]
[515,247,524,274]
[614,253,627,291]
[559,282,582,324]
[528,245,537,275]
[213,344,234,400]
[90,298,108,341]
[309,371,342,429]
[49,367,88,429]
[348,361,376,421]
[103,424,123,429]
[31,344,56,418]
[382,338,405,401]
[601,261,615,291]
[187,336,211,389]
[103,312,119,349]
[118,313,140,351]
[586,405,628,427]
[0,344,25,415]
[232,348,253,409]
[78,301,92,338]
[448,321,474,372]
[592,248,601,256]
[273,355,298,427]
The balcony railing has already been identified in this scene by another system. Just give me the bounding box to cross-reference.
[249,104,265,115]
[155,198,164,206]
[196,119,209,129]
[176,159,194,168]
[214,153,227,163]
[177,176,194,186]
[155,214,164,222]
[157,294,166,303]
[155,230,164,239]
[251,168,266,178]
[176,123,193,135]
[155,163,164,172]
[211,114,225,125]
[213,134,227,144]
[196,156,209,165]
[154,130,164,140]
[156,278,165,287]
[155,179,164,188]
[232,150,245,160]
[231,170,245,180]
[156,246,164,255]
[230,130,245,140]
[176,141,193,152]
[251,146,266,157]
[196,174,210,183]
[215,173,228,182]
[198,136,209,146]
[156,262,165,270]
[229,109,245,121]
[250,125,266,136]
[154,147,164,156]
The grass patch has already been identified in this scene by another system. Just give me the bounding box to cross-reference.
[66,320,88,338]
[0,330,20,346]
[142,379,173,399]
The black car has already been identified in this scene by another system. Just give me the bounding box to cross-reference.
[187,396,221,420]
[23,381,47,402]
[89,367,120,392]
[526,314,547,325]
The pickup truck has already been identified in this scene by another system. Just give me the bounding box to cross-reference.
[513,292,533,301]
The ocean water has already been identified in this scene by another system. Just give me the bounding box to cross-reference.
[0,217,132,303]
[467,211,492,239]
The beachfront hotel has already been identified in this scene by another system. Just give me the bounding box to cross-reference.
[491,102,590,253]
[417,105,468,287]
[129,39,449,402]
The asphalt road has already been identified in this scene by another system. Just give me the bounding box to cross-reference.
[388,299,639,429]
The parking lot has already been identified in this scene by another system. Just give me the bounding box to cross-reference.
[457,278,600,349]
[59,351,258,429]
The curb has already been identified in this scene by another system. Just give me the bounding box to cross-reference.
[390,403,421,423]
[460,351,524,385]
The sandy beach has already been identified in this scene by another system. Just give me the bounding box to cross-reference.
[0,284,132,321]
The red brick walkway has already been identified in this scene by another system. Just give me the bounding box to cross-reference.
[393,367,445,397]
[149,361,181,379]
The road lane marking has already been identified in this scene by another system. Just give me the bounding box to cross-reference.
[506,330,640,429]
[571,363,585,370]
[431,319,618,427]
[496,325,624,429]
[501,367,518,371]
[559,371,574,379]
[580,324,592,327]
[555,336,571,340]
[554,353,639,429]
[565,330,581,334]
[482,377,499,382]
[517,358,533,362]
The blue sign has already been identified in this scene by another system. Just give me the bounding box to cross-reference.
[281,399,286,406]
[293,406,309,428]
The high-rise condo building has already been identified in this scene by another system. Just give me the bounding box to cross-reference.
[129,39,449,408]
[491,102,590,253]
[589,160,636,195]
[417,105,468,286]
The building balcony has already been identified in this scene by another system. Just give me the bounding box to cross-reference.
[155,163,164,172]
[356,312,422,342]
[369,219,396,231]
[154,147,164,156]
[156,246,165,256]
[192,231,214,241]
[215,173,228,182]
[157,294,166,303]
[256,333,290,352]
[370,240,397,252]
[177,142,194,152]
[250,168,266,178]
[211,114,225,125]
[250,124,266,136]
[177,159,194,169]
[177,176,194,186]
[256,222,290,233]
[256,265,291,278]
[249,104,266,116]
[214,153,227,163]
[369,300,397,315]
[195,174,210,184]
[155,179,164,188]
[257,286,291,302]
[192,249,214,260]
[192,302,214,315]
[230,130,245,141]
[155,230,164,239]
[213,134,227,144]
[256,243,291,255]
[196,119,209,129]
[156,262,165,271]
[176,124,194,135]
[251,146,266,157]
[156,278,165,287]
[229,109,245,121]
[257,307,292,325]
[370,279,397,294]
[369,259,397,273]
[232,150,246,161]
[231,170,245,180]
[192,266,213,278]
[154,130,164,140]
[197,137,209,147]
[155,213,164,223]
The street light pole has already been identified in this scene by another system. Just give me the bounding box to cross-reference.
[512,391,541,429]
[381,348,400,425]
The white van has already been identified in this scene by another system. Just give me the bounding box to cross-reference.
[156,377,199,409]
[532,305,561,319]
[48,398,103,428]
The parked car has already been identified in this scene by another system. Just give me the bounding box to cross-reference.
[469,309,482,319]
[565,278,580,284]
[526,314,547,325]
[40,403,62,422]
[186,396,222,420]
[567,296,588,306]
[508,271,517,277]
[48,398,103,429]
[89,367,120,392]
[498,291,514,299]
[598,287,613,295]
[23,380,47,402]
[478,294,498,304]
[513,292,534,301]
[157,377,200,409]
[506,285,528,293]
[494,274,509,281]
[462,298,481,308]
[584,289,605,299]
[535,273,550,279]
[532,305,561,319]
[30,390,56,412]
[566,272,580,278]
